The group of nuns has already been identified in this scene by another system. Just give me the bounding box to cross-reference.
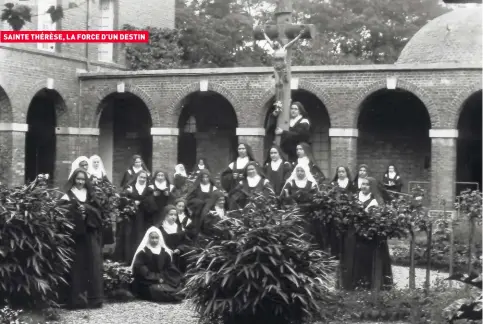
[57,101,405,309]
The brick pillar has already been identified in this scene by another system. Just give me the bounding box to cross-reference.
[54,127,100,186]
[236,128,266,163]
[429,129,458,209]
[151,127,178,172]
[0,123,28,186]
[329,128,358,176]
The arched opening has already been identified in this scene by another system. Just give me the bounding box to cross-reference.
[177,91,238,176]
[263,90,331,175]
[98,93,153,186]
[25,89,62,183]
[0,86,13,183]
[457,90,482,194]
[357,89,431,194]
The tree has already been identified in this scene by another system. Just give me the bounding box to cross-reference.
[1,2,64,31]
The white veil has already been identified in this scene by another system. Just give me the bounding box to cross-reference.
[68,156,89,179]
[130,226,172,271]
[88,155,108,180]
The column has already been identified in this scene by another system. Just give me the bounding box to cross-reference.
[236,128,266,163]
[429,129,458,209]
[151,127,178,172]
[55,127,99,185]
[329,128,358,174]
[0,123,28,186]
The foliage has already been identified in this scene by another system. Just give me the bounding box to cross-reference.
[0,182,74,308]
[91,178,120,227]
[455,190,482,222]
[443,273,482,323]
[2,2,64,31]
[117,195,138,223]
[0,305,27,324]
[122,24,184,70]
[102,260,134,302]
[182,196,337,324]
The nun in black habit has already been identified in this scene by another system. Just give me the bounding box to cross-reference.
[59,168,103,309]
[262,145,293,196]
[220,143,257,193]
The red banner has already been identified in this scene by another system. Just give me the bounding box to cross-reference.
[0,31,149,43]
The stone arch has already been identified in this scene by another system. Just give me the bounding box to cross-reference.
[91,83,159,127]
[452,84,483,129]
[20,80,70,124]
[0,84,13,123]
[255,79,335,127]
[352,79,437,128]
[167,81,243,127]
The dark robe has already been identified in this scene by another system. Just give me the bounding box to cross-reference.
[331,179,357,193]
[282,179,317,205]
[266,115,311,162]
[113,185,155,264]
[221,159,251,193]
[263,160,292,195]
[61,190,103,308]
[229,178,275,209]
[159,224,192,272]
[340,195,393,291]
[148,183,173,225]
[120,167,146,189]
[186,183,217,223]
[131,248,183,303]
[381,173,403,202]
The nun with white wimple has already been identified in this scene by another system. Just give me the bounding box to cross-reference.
[68,156,90,179]
[88,155,109,184]
[281,163,318,204]
[130,226,183,303]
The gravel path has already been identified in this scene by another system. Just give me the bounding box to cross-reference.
[54,265,451,324]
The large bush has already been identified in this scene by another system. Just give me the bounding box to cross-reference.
[0,183,74,308]
[183,195,337,324]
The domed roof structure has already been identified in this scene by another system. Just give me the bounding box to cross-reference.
[396,8,482,65]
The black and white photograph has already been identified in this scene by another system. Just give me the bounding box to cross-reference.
[0,0,481,323]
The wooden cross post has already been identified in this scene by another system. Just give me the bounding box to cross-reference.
[253,0,315,144]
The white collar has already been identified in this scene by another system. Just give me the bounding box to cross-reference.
[200,182,211,192]
[270,159,283,170]
[70,187,87,202]
[247,175,262,187]
[358,191,372,202]
[162,221,178,234]
[294,178,308,188]
[236,156,249,169]
[289,115,303,127]
[338,178,349,188]
[135,183,146,194]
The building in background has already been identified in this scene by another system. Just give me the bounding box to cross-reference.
[0,6,481,210]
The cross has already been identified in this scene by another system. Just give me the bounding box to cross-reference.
[253,0,315,144]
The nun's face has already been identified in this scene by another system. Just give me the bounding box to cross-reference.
[178,165,186,173]
[201,174,210,184]
[359,167,368,178]
[270,148,280,161]
[238,144,247,157]
[296,167,306,180]
[388,166,395,173]
[337,167,347,179]
[74,172,86,189]
[148,232,160,247]
[216,197,225,207]
[290,104,300,118]
[137,173,147,185]
[175,201,185,213]
[156,172,165,182]
[296,145,305,158]
[92,158,100,169]
[246,164,257,177]
[360,179,370,194]
[198,159,205,166]
[166,209,177,224]
[79,160,89,171]
[134,158,142,168]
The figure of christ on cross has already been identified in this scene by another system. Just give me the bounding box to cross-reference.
[260,26,306,112]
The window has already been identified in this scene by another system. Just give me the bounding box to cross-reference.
[37,0,57,52]
[98,0,114,62]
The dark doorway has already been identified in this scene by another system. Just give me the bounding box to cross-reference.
[357,89,431,196]
[25,89,60,183]
[457,90,482,194]
[98,93,153,186]
[177,91,238,177]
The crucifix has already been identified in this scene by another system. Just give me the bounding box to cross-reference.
[253,0,315,144]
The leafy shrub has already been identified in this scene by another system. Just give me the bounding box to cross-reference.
[103,260,134,302]
[183,197,337,324]
[0,305,27,324]
[0,183,73,308]
[443,273,482,324]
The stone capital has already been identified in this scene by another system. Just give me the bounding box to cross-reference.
[0,123,28,132]
[429,129,458,138]
[151,127,179,136]
[55,127,99,135]
[236,128,266,136]
[329,128,359,137]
